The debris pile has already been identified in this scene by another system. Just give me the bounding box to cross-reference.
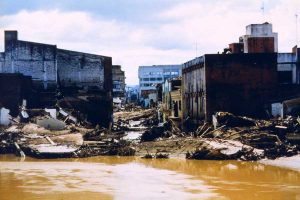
[0,107,135,158]
[137,111,299,161]
[140,119,184,142]
[186,139,264,161]
[113,108,158,131]
[186,112,299,160]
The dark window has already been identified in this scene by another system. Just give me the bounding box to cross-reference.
[179,100,181,110]
[278,71,293,84]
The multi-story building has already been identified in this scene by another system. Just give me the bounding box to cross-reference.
[112,65,126,97]
[138,65,182,106]
[182,22,300,125]
[182,53,278,123]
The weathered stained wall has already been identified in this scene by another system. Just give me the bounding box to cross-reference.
[1,33,57,89]
[229,43,244,54]
[205,53,278,119]
[56,49,112,127]
[0,30,113,128]
[57,49,106,89]
[246,37,275,53]
[182,53,278,122]
[182,57,206,121]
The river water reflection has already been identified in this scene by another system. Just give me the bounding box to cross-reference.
[0,155,300,200]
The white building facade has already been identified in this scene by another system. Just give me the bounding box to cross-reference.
[138,65,182,106]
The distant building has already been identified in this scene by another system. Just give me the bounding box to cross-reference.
[138,65,182,107]
[0,30,113,127]
[125,85,139,103]
[277,46,300,85]
[161,77,182,120]
[112,65,126,97]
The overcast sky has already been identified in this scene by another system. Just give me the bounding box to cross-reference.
[0,0,299,85]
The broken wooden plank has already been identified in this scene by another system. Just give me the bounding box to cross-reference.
[14,142,25,157]
[199,127,212,138]
[45,136,56,145]
[196,122,208,135]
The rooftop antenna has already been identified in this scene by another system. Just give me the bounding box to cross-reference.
[296,14,299,46]
[261,1,265,21]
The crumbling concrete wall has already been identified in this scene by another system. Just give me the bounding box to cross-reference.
[0,31,57,90]
[0,30,113,128]
[57,49,107,89]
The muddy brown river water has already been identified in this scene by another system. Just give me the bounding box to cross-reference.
[0,155,300,200]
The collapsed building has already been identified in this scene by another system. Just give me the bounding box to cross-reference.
[0,31,112,127]
[178,23,300,125]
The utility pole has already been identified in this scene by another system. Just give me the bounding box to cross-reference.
[296,14,299,46]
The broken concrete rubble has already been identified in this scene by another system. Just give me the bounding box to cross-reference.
[212,112,256,128]
[136,111,299,160]
[0,107,136,158]
[186,139,264,161]
[0,106,299,161]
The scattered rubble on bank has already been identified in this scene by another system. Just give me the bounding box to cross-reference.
[136,111,299,160]
[113,108,158,132]
[0,106,136,158]
[1,106,299,161]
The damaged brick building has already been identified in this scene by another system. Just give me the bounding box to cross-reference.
[0,31,112,127]
[182,23,300,124]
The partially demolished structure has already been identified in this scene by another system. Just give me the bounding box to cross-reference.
[0,30,112,127]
